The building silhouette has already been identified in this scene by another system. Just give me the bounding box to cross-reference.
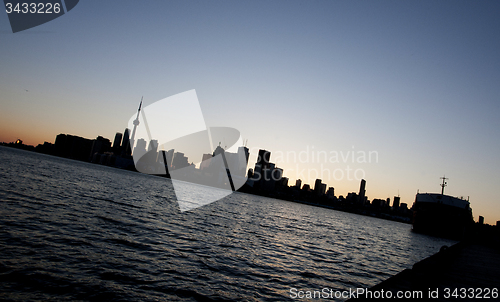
[91,136,111,156]
[239,146,250,165]
[172,152,189,170]
[295,179,302,189]
[326,187,335,199]
[133,138,147,159]
[314,179,322,195]
[359,179,366,205]
[393,196,401,209]
[148,139,158,153]
[313,179,327,196]
[280,177,289,188]
[157,149,174,171]
[257,149,271,170]
[121,128,131,156]
[112,132,122,150]
[321,183,327,196]
[55,134,93,161]
[200,153,213,171]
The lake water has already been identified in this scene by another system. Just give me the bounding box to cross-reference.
[0,146,456,301]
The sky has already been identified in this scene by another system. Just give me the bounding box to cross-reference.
[1,0,499,224]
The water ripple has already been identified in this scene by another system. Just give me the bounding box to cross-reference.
[0,147,457,301]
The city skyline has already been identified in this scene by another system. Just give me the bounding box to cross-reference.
[0,126,479,225]
[1,1,500,224]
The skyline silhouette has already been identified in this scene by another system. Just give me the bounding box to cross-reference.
[1,1,500,224]
[3,121,493,231]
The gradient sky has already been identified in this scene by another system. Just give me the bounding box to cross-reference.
[1,1,499,224]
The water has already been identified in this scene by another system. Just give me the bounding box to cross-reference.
[0,146,456,301]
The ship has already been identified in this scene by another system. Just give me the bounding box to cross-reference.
[412,176,473,239]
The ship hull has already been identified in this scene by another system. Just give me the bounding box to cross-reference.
[412,193,473,240]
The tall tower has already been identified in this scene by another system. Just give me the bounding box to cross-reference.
[122,128,131,156]
[129,98,143,154]
[314,179,323,195]
[359,179,366,205]
[257,149,271,170]
[113,132,123,149]
[393,196,400,209]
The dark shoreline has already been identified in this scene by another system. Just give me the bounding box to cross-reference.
[1,142,412,225]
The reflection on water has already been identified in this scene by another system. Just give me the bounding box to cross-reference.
[0,146,456,301]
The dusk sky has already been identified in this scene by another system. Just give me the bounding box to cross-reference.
[1,1,499,224]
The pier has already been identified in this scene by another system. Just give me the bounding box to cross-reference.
[350,227,500,300]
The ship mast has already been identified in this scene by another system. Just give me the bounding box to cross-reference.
[440,175,448,195]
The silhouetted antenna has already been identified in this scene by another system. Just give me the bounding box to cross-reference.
[129,96,143,151]
[440,175,448,195]
[140,101,153,142]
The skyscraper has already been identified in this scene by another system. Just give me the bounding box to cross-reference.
[200,153,212,170]
[157,149,174,170]
[326,187,335,199]
[257,149,271,170]
[133,138,147,159]
[320,183,327,196]
[148,139,158,153]
[239,146,250,164]
[359,179,366,204]
[90,136,111,157]
[113,132,122,149]
[171,152,189,170]
[122,128,131,156]
[295,179,302,188]
[314,179,325,196]
[393,196,400,209]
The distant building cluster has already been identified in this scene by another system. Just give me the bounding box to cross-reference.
[3,127,412,224]
[5,131,414,222]
[241,149,412,223]
[2,99,499,227]
[246,149,287,192]
[30,128,251,181]
[33,131,135,169]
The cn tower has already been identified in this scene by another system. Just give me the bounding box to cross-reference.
[129,97,142,154]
